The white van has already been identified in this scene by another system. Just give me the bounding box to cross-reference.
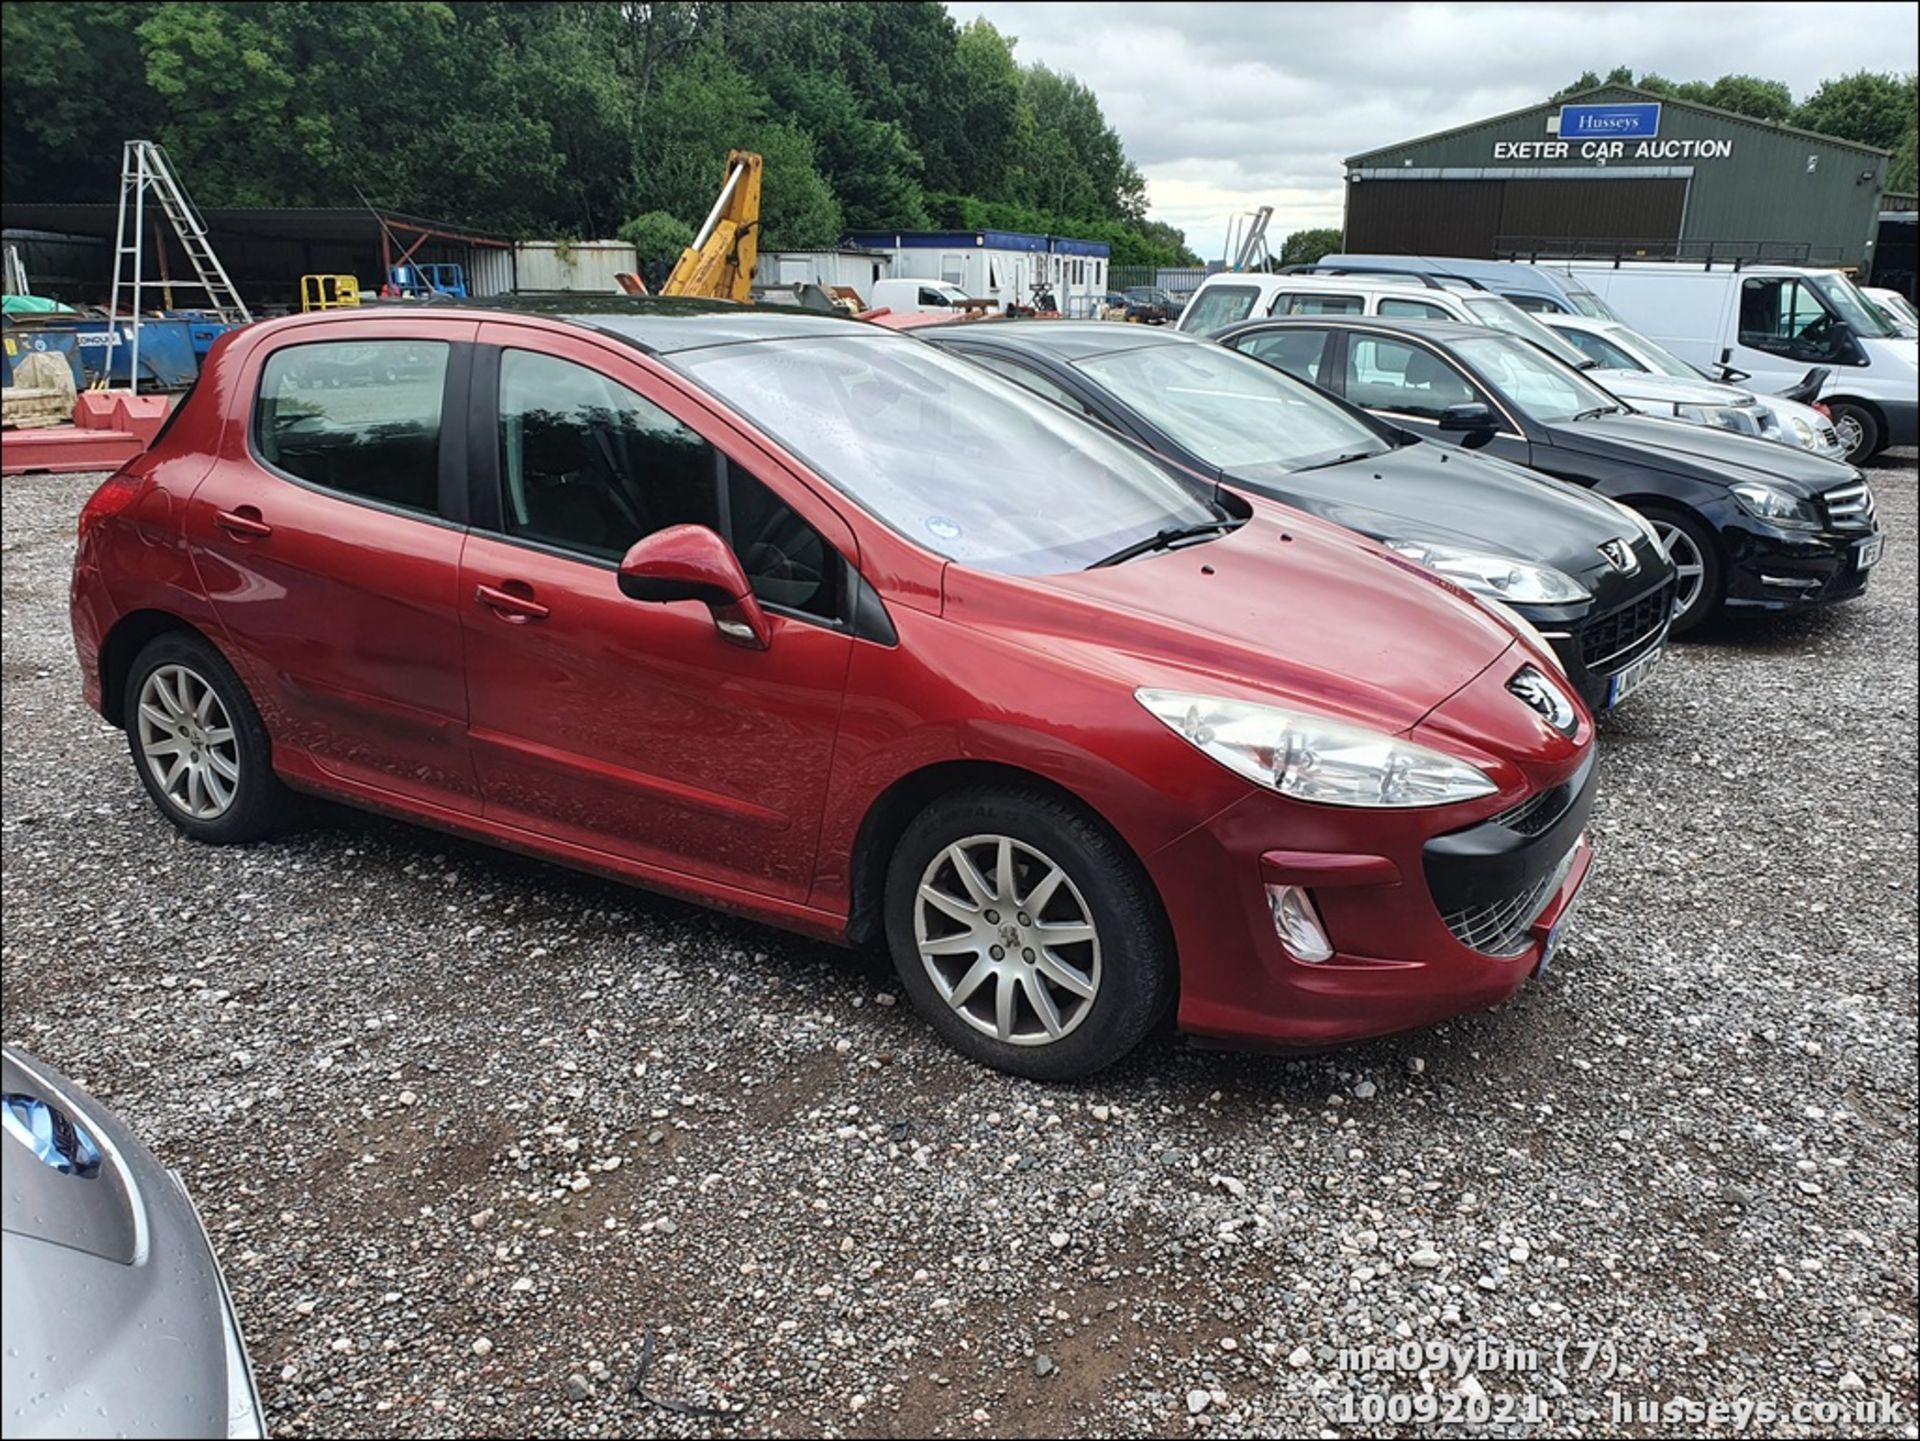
[867,278,980,316]
[1526,262,1918,463]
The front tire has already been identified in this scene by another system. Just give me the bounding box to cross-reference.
[124,632,295,844]
[1828,402,1880,466]
[1646,506,1724,637]
[883,788,1172,1080]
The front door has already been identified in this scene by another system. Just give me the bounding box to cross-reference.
[456,325,857,902]
[188,321,482,812]
[1336,331,1535,468]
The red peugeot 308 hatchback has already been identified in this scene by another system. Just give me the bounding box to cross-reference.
[71,301,1595,1078]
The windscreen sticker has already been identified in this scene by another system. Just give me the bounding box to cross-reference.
[925,515,963,542]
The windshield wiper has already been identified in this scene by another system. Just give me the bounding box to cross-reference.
[1570,405,1622,421]
[1294,449,1384,472]
[1088,519,1236,569]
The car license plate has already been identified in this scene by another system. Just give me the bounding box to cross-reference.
[1606,644,1663,707]
[1857,534,1884,570]
[1537,877,1585,977]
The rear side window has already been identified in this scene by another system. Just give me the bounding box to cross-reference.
[1271,292,1363,316]
[1179,285,1259,334]
[255,341,450,514]
[1377,297,1452,320]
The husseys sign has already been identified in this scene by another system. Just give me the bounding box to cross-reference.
[1495,104,1734,162]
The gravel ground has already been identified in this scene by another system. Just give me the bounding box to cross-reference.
[4,456,1916,1439]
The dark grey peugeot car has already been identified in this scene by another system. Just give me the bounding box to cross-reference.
[921,321,1677,711]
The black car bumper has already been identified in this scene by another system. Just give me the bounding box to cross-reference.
[1880,398,1918,450]
[1711,494,1884,614]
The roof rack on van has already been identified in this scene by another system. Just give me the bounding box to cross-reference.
[1278,263,1490,292]
[1494,236,1846,272]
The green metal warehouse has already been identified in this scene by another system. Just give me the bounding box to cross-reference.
[1342,85,1892,272]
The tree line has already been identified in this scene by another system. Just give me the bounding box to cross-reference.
[1553,67,1918,190]
[1,1,1205,268]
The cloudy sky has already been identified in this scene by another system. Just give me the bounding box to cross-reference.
[951,1,1918,256]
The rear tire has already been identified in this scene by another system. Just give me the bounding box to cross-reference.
[124,632,296,844]
[1828,402,1880,467]
[1645,506,1724,637]
[883,787,1172,1080]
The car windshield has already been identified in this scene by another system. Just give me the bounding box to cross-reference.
[1450,333,1624,424]
[670,333,1219,575]
[1462,296,1596,368]
[1074,338,1393,474]
[1611,328,1707,380]
[1809,273,1899,338]
[1875,290,1919,327]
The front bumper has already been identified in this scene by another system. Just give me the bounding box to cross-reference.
[1152,691,1597,1050]
[1713,495,1883,614]
[1526,556,1674,713]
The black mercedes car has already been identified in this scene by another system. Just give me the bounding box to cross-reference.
[1211,315,1883,635]
[923,321,1676,710]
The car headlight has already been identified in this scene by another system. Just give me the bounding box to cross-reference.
[1729,481,1819,528]
[1674,403,1753,433]
[1788,415,1818,448]
[1384,540,1590,604]
[1136,689,1497,808]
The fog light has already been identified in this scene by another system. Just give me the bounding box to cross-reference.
[1266,884,1333,962]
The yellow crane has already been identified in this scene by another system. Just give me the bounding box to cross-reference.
[660,150,763,302]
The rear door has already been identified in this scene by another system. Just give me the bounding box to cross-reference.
[188,318,481,812]
[457,323,857,902]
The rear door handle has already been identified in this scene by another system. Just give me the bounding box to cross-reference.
[474,582,550,621]
[215,507,272,540]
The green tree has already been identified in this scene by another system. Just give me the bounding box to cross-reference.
[1890,126,1917,193]
[1279,227,1343,267]
[617,209,695,266]
[1015,63,1144,221]
[1793,71,1918,151]
[1551,68,1792,123]
[950,19,1027,197]
[1,2,166,199]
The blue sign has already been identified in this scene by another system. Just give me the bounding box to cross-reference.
[1558,103,1661,138]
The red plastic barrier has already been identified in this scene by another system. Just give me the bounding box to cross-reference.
[3,391,172,476]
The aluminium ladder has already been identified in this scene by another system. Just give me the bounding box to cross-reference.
[106,140,252,395]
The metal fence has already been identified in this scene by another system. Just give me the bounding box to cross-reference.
[1110,266,1212,297]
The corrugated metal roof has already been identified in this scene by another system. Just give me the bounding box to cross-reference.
[1347,85,1891,166]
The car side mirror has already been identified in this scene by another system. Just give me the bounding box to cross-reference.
[617,525,771,650]
[1437,402,1496,434]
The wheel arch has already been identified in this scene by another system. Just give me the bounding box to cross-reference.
[97,610,213,728]
[844,759,1170,956]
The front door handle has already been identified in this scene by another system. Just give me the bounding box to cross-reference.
[215,507,272,540]
[474,582,550,622]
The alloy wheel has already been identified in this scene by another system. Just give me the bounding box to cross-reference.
[913,834,1102,1046]
[1656,521,1706,621]
[1833,412,1866,460]
[136,664,240,820]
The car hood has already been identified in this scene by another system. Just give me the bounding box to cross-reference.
[2,1048,253,1440]
[1587,369,1754,406]
[942,497,1518,734]
[1223,439,1642,576]
[1546,411,1861,494]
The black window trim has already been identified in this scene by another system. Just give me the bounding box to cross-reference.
[247,335,471,533]
[467,341,861,637]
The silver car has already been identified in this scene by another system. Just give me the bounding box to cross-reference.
[2,1047,264,1439]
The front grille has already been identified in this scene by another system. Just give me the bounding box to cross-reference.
[1489,783,1569,837]
[1580,581,1675,673]
[1440,842,1578,956]
[1817,424,1841,452]
[1822,481,1876,531]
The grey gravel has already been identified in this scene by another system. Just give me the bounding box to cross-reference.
[4,456,1916,1438]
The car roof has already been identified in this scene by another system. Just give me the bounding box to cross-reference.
[1223,314,1492,343]
[921,319,1198,361]
[266,295,874,354]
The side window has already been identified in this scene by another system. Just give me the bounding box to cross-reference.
[499,348,718,561]
[919,287,952,308]
[255,340,450,514]
[963,352,1095,416]
[1504,295,1560,314]
[1234,329,1330,385]
[497,349,840,622]
[1270,292,1363,316]
[1738,278,1841,360]
[1377,297,1452,320]
[1343,337,1479,420]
